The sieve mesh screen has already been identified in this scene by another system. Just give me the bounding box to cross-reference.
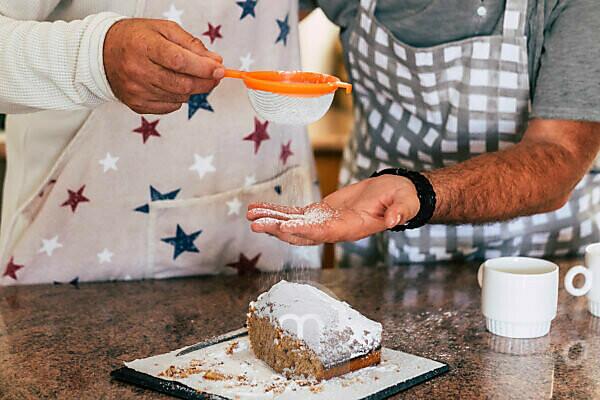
[247,90,334,125]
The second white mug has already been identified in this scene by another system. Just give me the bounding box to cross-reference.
[565,243,600,317]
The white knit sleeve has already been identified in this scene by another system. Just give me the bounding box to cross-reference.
[0,11,125,113]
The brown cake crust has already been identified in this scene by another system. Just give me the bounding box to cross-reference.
[247,312,381,380]
[320,349,381,380]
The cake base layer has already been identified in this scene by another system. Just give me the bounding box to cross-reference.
[320,349,382,380]
[248,314,381,380]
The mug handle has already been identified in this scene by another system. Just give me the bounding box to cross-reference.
[564,265,593,297]
[477,264,484,288]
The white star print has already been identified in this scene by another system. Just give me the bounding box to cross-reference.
[97,248,114,264]
[38,235,63,256]
[162,3,184,25]
[99,152,119,173]
[244,175,257,187]
[227,197,242,216]
[189,154,216,178]
[239,52,255,71]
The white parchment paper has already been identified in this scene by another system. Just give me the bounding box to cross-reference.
[125,336,446,399]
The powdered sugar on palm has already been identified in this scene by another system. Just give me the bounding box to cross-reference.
[252,204,339,229]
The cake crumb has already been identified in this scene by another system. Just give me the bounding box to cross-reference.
[203,370,230,381]
[159,365,178,378]
[226,341,239,355]
[159,364,203,379]
[310,384,323,393]
[264,382,287,394]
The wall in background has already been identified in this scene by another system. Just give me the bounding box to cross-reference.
[299,9,339,73]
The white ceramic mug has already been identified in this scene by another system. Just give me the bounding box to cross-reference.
[478,257,559,338]
[565,243,600,317]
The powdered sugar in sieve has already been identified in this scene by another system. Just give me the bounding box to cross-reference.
[247,90,334,125]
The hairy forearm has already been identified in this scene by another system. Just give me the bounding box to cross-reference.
[423,120,600,224]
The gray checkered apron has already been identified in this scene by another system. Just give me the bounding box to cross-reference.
[337,0,600,266]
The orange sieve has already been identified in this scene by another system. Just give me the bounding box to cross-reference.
[224,69,352,125]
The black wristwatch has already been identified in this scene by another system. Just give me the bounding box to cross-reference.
[370,168,436,231]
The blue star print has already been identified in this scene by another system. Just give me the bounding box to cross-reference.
[161,224,202,260]
[275,14,290,46]
[236,0,257,19]
[188,93,214,119]
[134,185,181,214]
[53,276,79,289]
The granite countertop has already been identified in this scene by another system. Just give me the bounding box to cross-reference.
[0,259,598,399]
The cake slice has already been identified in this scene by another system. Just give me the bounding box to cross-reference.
[247,280,382,380]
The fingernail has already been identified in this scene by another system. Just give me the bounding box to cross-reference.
[387,214,401,228]
[395,214,402,226]
[213,67,225,79]
[208,52,223,62]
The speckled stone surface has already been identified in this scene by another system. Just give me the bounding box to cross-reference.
[0,259,598,399]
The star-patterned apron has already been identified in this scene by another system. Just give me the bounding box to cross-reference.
[338,0,600,266]
[0,0,321,285]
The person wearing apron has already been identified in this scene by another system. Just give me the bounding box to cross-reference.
[249,0,600,266]
[0,1,320,285]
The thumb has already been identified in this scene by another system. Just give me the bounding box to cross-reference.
[383,202,409,229]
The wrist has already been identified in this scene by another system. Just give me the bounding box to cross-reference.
[389,175,420,222]
[371,168,437,231]
[91,14,127,102]
[421,171,442,221]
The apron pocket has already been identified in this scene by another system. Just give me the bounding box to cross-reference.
[146,165,319,279]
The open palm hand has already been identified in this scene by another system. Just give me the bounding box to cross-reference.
[247,175,419,245]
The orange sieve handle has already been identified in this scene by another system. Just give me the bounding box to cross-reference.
[224,69,245,79]
[336,81,352,94]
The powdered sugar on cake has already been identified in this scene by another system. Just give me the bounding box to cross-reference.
[250,280,382,368]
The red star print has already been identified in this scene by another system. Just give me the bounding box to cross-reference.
[243,118,270,154]
[280,140,294,165]
[203,23,223,44]
[226,253,261,275]
[3,257,23,280]
[61,185,90,213]
[133,116,161,144]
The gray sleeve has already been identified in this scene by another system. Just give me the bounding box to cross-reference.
[531,0,600,122]
[310,0,359,29]
[299,0,317,12]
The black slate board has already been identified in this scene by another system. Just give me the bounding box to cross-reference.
[111,367,226,400]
